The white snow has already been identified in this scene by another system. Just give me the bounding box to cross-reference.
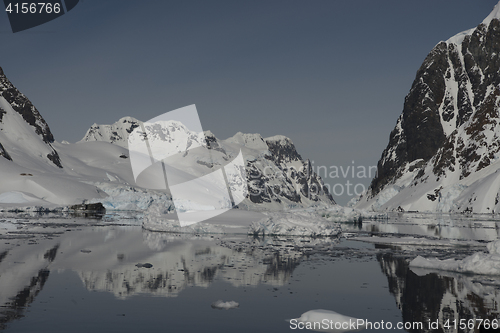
[356,155,500,214]
[446,1,500,45]
[80,116,139,148]
[446,27,475,45]
[0,191,44,204]
[290,309,364,333]
[211,300,239,310]
[482,1,500,27]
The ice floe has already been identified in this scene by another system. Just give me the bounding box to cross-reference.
[142,201,342,237]
[410,240,500,275]
[211,300,239,310]
[290,309,364,333]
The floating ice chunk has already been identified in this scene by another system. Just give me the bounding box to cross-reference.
[410,240,500,275]
[250,211,342,237]
[290,309,365,333]
[211,300,239,310]
[318,205,386,223]
[487,240,500,255]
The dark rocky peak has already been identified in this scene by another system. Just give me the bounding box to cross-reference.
[0,67,55,144]
[367,3,500,199]
[204,130,226,154]
[265,135,302,165]
[0,67,62,168]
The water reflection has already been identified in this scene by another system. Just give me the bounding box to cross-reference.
[344,213,500,241]
[0,242,57,329]
[78,231,343,298]
[4,214,500,332]
[378,252,500,333]
[0,226,341,328]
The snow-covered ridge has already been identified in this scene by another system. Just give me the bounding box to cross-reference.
[80,116,140,148]
[447,1,500,44]
[482,1,500,27]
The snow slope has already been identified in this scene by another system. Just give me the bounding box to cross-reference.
[0,95,108,207]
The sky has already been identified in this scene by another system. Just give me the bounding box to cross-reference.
[0,0,498,205]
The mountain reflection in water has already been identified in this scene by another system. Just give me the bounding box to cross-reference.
[378,252,500,333]
[0,225,341,328]
[2,214,500,332]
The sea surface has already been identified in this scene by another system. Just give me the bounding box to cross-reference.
[0,212,499,333]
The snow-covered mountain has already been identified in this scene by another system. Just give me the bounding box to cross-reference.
[356,2,500,213]
[0,67,115,207]
[0,67,334,212]
[82,116,335,211]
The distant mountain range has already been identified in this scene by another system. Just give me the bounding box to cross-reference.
[355,1,500,213]
[0,67,334,211]
[81,116,335,210]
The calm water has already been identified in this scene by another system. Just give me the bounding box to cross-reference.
[0,214,499,333]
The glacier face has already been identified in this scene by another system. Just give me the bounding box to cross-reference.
[357,2,500,213]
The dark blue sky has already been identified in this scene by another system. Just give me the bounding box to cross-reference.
[1,0,498,204]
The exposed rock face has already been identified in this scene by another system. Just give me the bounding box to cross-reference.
[0,67,62,168]
[0,141,12,161]
[244,135,334,206]
[266,135,303,164]
[357,2,500,213]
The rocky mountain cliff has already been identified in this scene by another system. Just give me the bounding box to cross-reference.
[356,2,500,213]
[0,67,62,168]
